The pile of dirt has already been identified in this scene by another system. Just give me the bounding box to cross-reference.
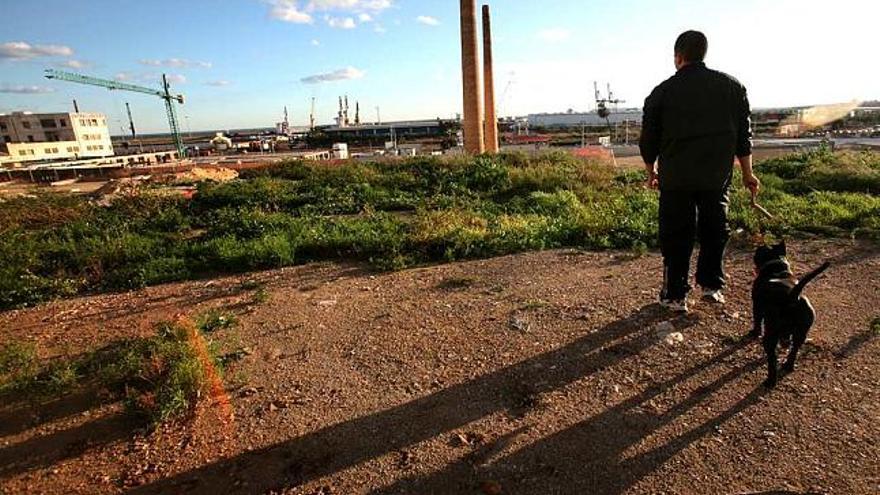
[174,167,238,183]
[90,176,150,205]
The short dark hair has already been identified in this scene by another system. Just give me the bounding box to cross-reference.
[674,30,708,62]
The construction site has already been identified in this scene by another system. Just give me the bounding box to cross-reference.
[3,6,876,197]
[1,1,879,494]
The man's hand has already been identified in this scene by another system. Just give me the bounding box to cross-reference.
[737,154,760,199]
[743,173,761,199]
[645,164,659,190]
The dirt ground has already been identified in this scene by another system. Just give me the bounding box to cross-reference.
[1,239,878,495]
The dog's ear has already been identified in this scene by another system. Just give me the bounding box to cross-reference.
[773,240,787,256]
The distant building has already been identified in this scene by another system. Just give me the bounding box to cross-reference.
[527,109,642,128]
[0,111,114,166]
[322,119,449,139]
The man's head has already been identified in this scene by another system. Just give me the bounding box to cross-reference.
[674,30,708,70]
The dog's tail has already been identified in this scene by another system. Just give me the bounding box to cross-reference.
[789,261,831,302]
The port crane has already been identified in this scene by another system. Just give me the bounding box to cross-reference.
[594,81,626,143]
[44,69,187,157]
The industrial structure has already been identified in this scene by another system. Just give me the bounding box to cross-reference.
[457,1,501,154]
[0,111,114,166]
[527,108,642,128]
[459,0,485,154]
[481,5,499,153]
[44,69,187,157]
[322,119,451,140]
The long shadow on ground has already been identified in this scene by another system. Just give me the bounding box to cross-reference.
[373,350,763,494]
[125,304,759,494]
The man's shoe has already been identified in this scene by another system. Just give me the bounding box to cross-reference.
[701,289,726,304]
[660,299,689,313]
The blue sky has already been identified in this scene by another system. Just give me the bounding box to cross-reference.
[1,0,877,134]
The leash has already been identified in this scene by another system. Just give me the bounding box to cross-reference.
[750,188,774,220]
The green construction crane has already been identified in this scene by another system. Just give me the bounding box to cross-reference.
[44,69,187,158]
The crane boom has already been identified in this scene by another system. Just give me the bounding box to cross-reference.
[44,69,187,157]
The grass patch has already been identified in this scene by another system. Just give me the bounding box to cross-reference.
[437,276,478,290]
[520,299,549,311]
[0,319,225,426]
[1,150,878,310]
[0,341,38,394]
[197,309,238,333]
[872,317,880,336]
[252,287,270,305]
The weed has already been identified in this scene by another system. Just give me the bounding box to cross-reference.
[521,299,549,311]
[437,276,478,290]
[252,287,270,305]
[197,310,238,333]
[0,341,38,393]
[872,317,880,336]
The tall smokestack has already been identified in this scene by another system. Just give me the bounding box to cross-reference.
[482,5,499,154]
[459,0,484,154]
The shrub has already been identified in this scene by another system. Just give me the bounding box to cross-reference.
[0,150,876,309]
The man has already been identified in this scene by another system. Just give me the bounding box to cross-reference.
[640,30,760,313]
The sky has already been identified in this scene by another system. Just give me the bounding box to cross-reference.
[1,0,877,134]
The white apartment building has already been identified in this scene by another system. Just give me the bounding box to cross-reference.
[0,111,114,166]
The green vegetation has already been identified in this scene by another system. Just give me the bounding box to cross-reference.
[437,276,478,290]
[872,317,880,336]
[0,320,222,426]
[1,149,878,310]
[0,341,38,394]
[197,309,238,333]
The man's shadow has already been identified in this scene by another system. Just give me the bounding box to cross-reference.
[373,351,764,494]
[128,304,754,494]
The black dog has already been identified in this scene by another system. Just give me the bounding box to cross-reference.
[750,241,830,388]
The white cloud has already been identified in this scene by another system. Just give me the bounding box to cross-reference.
[139,58,212,69]
[113,72,187,85]
[416,15,439,26]
[268,0,313,23]
[537,28,571,43]
[301,66,364,84]
[307,0,391,11]
[205,80,231,87]
[57,59,91,69]
[311,39,321,46]
[267,0,391,24]
[0,84,56,94]
[374,25,387,34]
[326,16,356,29]
[165,74,187,84]
[0,41,74,60]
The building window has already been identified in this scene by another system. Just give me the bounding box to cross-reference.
[0,123,7,131]
[27,135,34,142]
[90,119,98,126]
[60,119,67,127]
[18,150,27,156]
[22,121,31,129]
[40,119,57,128]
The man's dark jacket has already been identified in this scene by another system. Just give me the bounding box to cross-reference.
[639,62,752,190]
